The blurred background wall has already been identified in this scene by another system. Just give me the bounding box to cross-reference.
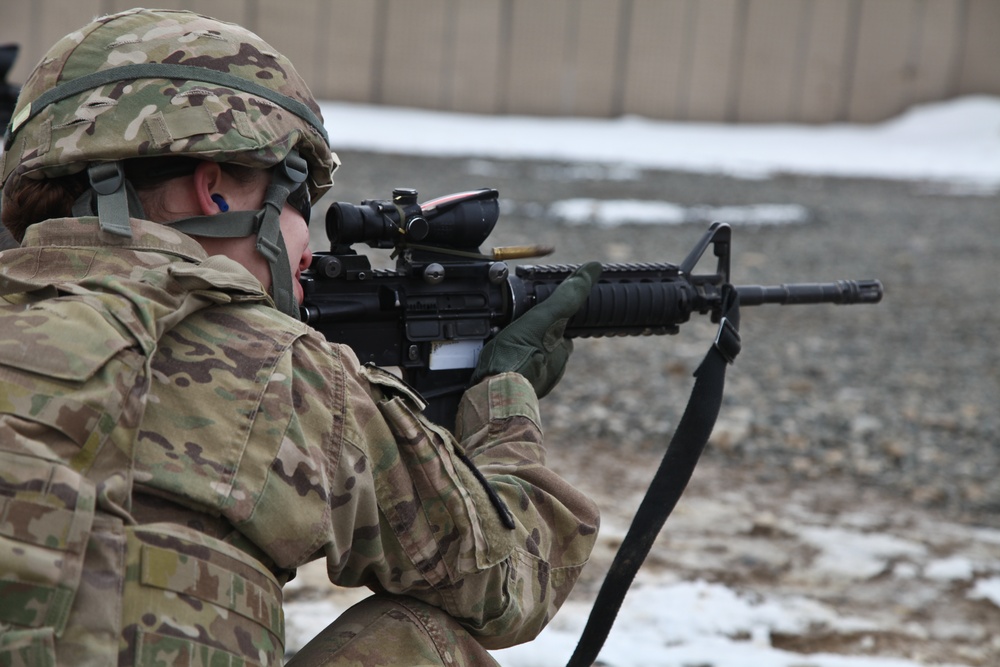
[2,0,998,124]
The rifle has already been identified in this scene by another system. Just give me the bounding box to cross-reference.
[301,186,882,666]
[300,187,883,427]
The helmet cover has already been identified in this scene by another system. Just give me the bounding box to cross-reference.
[1,8,338,204]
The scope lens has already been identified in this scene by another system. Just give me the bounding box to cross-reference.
[326,201,403,247]
[326,202,362,244]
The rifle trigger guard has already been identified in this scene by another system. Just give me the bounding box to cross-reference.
[713,316,741,364]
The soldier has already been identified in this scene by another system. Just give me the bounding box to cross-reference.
[0,8,600,666]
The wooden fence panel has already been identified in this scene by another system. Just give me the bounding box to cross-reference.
[1,0,998,124]
[619,0,689,120]
[735,0,805,122]
[565,0,624,118]
[380,0,451,108]
[958,0,1000,96]
[847,0,918,122]
[905,0,965,107]
[503,0,573,115]
[321,1,380,104]
[450,0,505,114]
[796,0,857,123]
[684,0,742,122]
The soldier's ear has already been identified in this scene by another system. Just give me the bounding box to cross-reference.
[193,161,226,215]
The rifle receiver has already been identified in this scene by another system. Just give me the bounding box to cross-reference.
[301,188,884,425]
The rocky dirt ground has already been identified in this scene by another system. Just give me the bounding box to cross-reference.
[292,150,1000,665]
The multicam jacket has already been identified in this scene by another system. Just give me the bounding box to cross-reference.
[0,216,599,666]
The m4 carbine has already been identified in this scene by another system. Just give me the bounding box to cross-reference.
[300,188,882,426]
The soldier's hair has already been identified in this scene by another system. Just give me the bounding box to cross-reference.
[1,159,266,242]
[2,172,88,242]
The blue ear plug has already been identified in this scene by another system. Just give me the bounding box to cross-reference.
[211,194,229,212]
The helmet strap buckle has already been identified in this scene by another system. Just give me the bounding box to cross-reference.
[87,161,133,238]
[250,151,309,319]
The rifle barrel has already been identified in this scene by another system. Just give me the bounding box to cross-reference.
[736,279,883,306]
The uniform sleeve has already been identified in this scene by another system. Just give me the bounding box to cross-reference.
[330,352,599,650]
[238,330,598,650]
[448,371,601,648]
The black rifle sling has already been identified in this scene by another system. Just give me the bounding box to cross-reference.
[566,285,741,667]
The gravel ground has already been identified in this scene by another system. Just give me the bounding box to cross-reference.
[319,149,1000,526]
[297,150,1000,665]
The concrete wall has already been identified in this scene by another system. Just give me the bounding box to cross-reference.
[2,0,997,124]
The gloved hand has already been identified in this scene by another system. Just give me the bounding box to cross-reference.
[471,262,602,397]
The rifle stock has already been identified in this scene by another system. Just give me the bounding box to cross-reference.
[300,188,883,426]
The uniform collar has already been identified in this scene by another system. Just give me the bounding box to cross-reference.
[2,216,272,304]
[21,216,210,262]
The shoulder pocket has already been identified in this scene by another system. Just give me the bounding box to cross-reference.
[0,450,97,634]
[0,298,134,381]
[0,298,146,450]
[359,363,428,412]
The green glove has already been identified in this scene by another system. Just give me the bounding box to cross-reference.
[472,261,602,397]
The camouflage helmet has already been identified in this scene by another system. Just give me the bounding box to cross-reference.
[0,8,340,318]
[1,7,338,201]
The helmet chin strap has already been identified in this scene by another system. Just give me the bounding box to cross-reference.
[252,152,309,319]
[75,150,311,320]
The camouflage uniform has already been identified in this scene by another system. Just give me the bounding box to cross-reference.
[0,8,599,666]
[0,214,599,665]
